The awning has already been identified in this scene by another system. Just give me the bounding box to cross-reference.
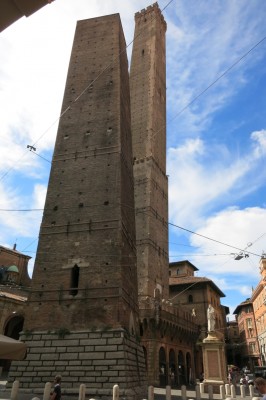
[0,334,27,360]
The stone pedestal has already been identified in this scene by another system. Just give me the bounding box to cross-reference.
[202,332,227,393]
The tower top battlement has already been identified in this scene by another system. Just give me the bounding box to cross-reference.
[135,2,167,31]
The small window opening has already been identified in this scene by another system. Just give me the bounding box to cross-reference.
[70,264,79,296]
[188,294,193,303]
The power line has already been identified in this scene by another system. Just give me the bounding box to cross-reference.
[168,34,266,123]
[0,202,264,258]
[169,281,200,301]
[21,238,38,252]
[1,2,265,182]
[27,31,266,166]
[28,148,51,164]
[0,4,265,262]
[168,221,263,257]
[169,253,233,257]
[0,1,173,181]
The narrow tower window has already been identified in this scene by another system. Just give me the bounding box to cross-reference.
[188,294,193,303]
[70,264,79,296]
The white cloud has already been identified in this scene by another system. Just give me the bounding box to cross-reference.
[32,184,47,210]
[165,0,266,139]
[168,139,247,228]
[168,126,266,230]
[239,286,254,297]
[0,182,45,242]
[252,129,266,158]
[189,206,266,276]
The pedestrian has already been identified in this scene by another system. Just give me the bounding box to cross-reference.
[254,377,266,400]
[50,375,62,400]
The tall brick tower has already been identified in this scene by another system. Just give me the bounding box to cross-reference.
[9,13,147,400]
[130,3,169,307]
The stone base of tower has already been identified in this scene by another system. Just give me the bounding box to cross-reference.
[8,329,148,400]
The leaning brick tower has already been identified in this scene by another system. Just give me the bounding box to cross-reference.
[130,3,169,308]
[9,13,147,400]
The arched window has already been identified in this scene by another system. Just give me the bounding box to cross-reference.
[70,264,79,296]
[188,294,193,303]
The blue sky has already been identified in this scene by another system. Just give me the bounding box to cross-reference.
[0,0,266,318]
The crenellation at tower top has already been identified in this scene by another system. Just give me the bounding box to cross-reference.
[135,2,167,31]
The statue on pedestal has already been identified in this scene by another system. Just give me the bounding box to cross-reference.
[207,304,216,332]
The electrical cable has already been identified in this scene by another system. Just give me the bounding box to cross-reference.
[0,4,265,271]
[169,281,201,301]
[1,3,265,181]
[168,221,262,257]
[167,34,266,126]
[0,201,264,258]
[29,149,51,164]
[0,1,171,181]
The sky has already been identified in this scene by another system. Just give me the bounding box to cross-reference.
[0,0,266,319]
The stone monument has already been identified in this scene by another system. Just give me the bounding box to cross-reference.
[202,304,227,392]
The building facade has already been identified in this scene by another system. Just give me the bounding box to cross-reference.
[169,261,228,338]
[226,320,242,367]
[0,245,31,374]
[168,261,229,377]
[251,257,266,365]
[233,299,260,370]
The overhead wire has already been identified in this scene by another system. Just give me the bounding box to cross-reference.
[167,34,266,125]
[0,1,265,180]
[13,249,233,258]
[0,201,264,258]
[168,221,262,257]
[0,2,265,269]
[0,0,174,182]
[28,149,51,164]
[1,2,264,320]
